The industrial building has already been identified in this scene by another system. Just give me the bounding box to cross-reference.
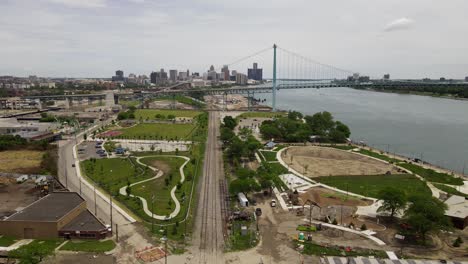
[0,192,110,239]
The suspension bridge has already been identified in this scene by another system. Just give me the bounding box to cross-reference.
[22,44,468,111]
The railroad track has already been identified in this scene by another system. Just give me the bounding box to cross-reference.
[197,112,224,263]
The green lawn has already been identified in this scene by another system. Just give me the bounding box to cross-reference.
[135,109,202,119]
[119,100,140,107]
[0,235,17,247]
[236,111,286,120]
[9,240,61,262]
[259,150,278,162]
[316,174,431,198]
[355,149,400,163]
[264,162,289,191]
[433,183,468,198]
[61,240,116,253]
[327,145,356,151]
[136,156,190,217]
[81,157,154,197]
[153,95,204,108]
[301,241,387,258]
[397,163,463,185]
[119,123,196,140]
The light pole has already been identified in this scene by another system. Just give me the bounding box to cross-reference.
[151,194,155,232]
[160,236,168,264]
[303,199,320,241]
[110,195,113,235]
[94,183,97,216]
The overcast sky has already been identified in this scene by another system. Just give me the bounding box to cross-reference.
[1,0,467,79]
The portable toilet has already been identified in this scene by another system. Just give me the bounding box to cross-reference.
[238,193,249,207]
[241,226,248,236]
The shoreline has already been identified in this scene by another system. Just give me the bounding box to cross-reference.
[354,87,468,101]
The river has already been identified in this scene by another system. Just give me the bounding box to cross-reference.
[256,87,468,174]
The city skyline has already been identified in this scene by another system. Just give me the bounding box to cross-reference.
[1,0,468,79]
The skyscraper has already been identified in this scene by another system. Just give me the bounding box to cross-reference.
[247,63,263,81]
[221,65,230,81]
[169,70,178,82]
[112,70,125,82]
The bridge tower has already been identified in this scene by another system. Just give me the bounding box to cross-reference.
[272,44,277,112]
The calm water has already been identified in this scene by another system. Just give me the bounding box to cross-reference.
[257,88,468,174]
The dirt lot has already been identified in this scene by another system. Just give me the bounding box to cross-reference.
[282,146,399,177]
[299,187,372,207]
[0,150,45,174]
[0,180,40,218]
[43,252,115,264]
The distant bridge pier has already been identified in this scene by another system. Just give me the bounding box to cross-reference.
[113,94,119,105]
[272,44,277,112]
[66,97,73,109]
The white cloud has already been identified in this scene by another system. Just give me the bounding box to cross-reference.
[384,17,414,32]
[48,0,106,8]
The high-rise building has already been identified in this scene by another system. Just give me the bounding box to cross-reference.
[465,76,468,82]
[169,70,178,82]
[221,65,230,81]
[150,69,168,84]
[383,74,390,80]
[112,70,125,82]
[236,73,247,85]
[178,71,188,81]
[247,63,263,81]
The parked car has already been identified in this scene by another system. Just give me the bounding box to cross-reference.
[255,208,262,216]
[270,199,277,207]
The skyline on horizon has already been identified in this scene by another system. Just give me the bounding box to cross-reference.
[1,0,468,79]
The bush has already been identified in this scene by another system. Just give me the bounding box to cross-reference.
[360,224,367,230]
[332,218,338,225]
[453,236,463,247]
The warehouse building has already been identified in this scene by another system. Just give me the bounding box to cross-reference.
[0,192,109,239]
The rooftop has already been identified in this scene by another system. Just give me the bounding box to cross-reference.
[60,210,106,232]
[444,195,468,219]
[6,192,84,222]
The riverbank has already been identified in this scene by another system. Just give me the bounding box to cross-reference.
[355,87,468,101]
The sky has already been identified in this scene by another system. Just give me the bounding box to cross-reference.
[1,0,467,79]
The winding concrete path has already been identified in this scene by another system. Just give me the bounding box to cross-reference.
[119,155,190,220]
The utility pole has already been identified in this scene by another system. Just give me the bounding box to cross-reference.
[115,224,119,242]
[94,183,97,216]
[65,169,68,188]
[151,194,155,232]
[110,196,113,235]
[79,178,82,195]
[272,44,277,112]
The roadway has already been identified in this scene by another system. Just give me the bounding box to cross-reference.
[191,111,225,263]
[57,120,153,263]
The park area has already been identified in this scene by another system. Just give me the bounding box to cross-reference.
[0,150,45,174]
[281,146,399,177]
[134,109,202,119]
[117,123,196,140]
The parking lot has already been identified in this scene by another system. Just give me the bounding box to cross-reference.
[77,141,107,160]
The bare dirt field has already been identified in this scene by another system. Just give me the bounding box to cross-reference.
[0,150,45,174]
[0,180,40,218]
[299,187,372,207]
[282,146,399,177]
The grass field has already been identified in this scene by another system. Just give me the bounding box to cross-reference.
[397,163,463,185]
[301,241,387,257]
[0,235,16,247]
[259,150,278,162]
[236,111,286,120]
[355,149,400,163]
[136,156,189,217]
[0,150,45,173]
[61,240,116,253]
[316,174,431,198]
[81,158,154,196]
[135,109,202,119]
[433,183,468,198]
[119,123,196,140]
[9,239,61,261]
[119,100,140,107]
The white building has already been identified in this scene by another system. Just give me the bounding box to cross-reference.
[236,73,248,85]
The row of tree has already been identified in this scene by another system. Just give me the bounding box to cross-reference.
[361,85,468,98]
[259,111,351,143]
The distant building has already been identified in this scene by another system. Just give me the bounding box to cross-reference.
[247,63,263,81]
[465,76,468,82]
[112,70,125,82]
[440,77,446,82]
[358,76,370,82]
[169,70,178,82]
[178,71,188,81]
[221,65,230,81]
[383,74,390,81]
[236,73,248,85]
[150,69,168,85]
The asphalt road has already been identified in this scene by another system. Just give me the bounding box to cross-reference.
[191,111,225,263]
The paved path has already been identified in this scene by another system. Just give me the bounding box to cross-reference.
[118,155,190,220]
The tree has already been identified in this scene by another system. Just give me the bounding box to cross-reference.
[287,110,303,120]
[377,187,407,219]
[83,133,87,140]
[404,196,451,242]
[222,116,237,130]
[167,114,176,120]
[220,127,235,142]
